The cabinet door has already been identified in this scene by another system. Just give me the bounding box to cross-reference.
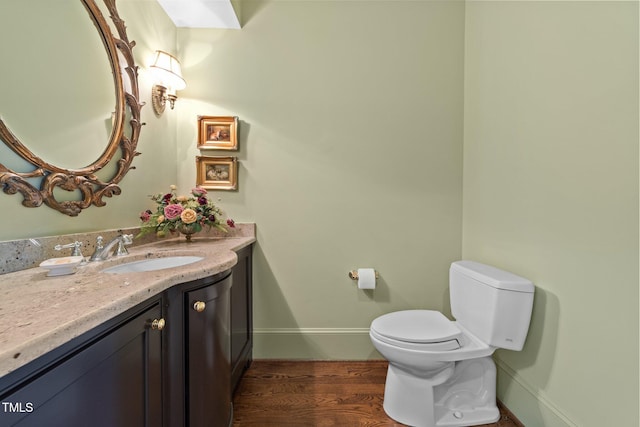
[230,245,253,393]
[1,301,163,427]
[186,275,232,427]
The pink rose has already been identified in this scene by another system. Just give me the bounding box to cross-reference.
[192,187,207,197]
[164,203,184,220]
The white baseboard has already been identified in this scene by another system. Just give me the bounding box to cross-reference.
[495,359,576,427]
[253,328,381,360]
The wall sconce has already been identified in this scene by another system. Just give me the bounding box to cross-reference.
[149,50,186,116]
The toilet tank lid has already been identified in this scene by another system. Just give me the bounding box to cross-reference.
[451,261,534,293]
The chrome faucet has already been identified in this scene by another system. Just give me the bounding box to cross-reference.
[89,233,133,262]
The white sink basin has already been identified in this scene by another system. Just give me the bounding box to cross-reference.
[101,256,204,274]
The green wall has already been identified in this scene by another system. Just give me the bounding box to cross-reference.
[463,2,639,426]
[176,0,465,358]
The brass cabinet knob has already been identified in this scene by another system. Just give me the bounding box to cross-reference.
[150,318,166,330]
[193,301,206,312]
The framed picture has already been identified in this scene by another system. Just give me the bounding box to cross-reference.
[197,116,238,150]
[196,156,238,190]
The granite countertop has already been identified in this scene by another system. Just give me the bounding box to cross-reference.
[0,227,255,378]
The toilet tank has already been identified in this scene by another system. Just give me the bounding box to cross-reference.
[450,261,534,351]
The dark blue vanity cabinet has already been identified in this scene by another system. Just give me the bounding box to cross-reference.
[164,244,253,427]
[230,244,253,394]
[164,270,233,427]
[0,298,164,427]
[0,244,253,427]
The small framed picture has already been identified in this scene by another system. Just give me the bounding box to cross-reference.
[197,116,239,150]
[196,156,238,190]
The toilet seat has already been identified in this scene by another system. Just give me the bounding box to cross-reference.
[370,310,463,351]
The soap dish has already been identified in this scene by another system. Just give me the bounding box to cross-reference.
[39,256,84,276]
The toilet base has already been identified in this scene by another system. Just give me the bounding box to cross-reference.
[382,356,500,427]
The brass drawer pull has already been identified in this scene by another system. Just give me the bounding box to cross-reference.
[193,301,206,312]
[150,318,166,330]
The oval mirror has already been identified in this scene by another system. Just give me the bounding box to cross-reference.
[0,0,143,216]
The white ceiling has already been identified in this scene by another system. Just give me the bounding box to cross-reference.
[156,0,240,29]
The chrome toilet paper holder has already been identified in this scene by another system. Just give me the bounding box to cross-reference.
[348,270,379,280]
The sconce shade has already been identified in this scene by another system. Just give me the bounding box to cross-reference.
[149,50,186,90]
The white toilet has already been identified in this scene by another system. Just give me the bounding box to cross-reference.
[369,260,534,427]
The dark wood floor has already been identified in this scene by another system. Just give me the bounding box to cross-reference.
[232,360,523,427]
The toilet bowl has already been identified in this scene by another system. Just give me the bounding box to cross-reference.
[370,311,499,426]
[370,261,534,427]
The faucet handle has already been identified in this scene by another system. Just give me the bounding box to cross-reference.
[71,242,83,257]
[54,241,83,257]
[114,234,134,256]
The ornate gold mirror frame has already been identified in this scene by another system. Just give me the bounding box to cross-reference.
[0,0,143,216]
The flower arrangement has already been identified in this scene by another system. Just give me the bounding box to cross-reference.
[138,185,235,241]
